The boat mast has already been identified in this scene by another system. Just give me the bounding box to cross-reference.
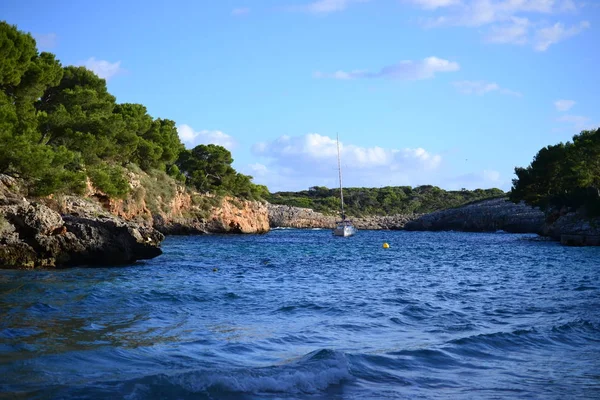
[337,134,345,221]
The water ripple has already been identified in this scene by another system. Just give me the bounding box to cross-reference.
[1,230,599,399]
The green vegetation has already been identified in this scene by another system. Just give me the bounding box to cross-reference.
[510,128,600,215]
[269,185,505,216]
[0,21,265,201]
[177,144,269,200]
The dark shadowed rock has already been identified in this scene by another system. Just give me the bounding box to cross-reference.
[403,198,545,233]
[0,178,164,269]
[542,211,600,246]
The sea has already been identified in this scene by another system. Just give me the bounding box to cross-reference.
[1,229,599,399]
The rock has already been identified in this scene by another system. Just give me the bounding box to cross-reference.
[3,202,64,236]
[268,204,336,229]
[267,204,420,230]
[155,197,269,235]
[204,197,269,234]
[0,177,164,269]
[543,210,600,246]
[560,234,600,246]
[403,198,545,233]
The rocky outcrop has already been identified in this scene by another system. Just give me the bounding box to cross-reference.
[155,197,269,234]
[268,204,336,228]
[403,198,545,233]
[543,211,600,246]
[0,201,163,270]
[267,204,420,230]
[0,175,163,269]
[352,214,421,230]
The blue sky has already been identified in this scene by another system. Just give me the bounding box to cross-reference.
[3,0,599,192]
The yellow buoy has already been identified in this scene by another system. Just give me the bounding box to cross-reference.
[383,242,390,249]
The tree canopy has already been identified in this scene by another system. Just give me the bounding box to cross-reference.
[269,185,505,216]
[510,128,600,215]
[178,144,268,200]
[0,21,266,200]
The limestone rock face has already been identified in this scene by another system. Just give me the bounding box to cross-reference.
[267,204,420,230]
[0,175,163,269]
[205,198,270,234]
[268,204,336,229]
[403,198,545,233]
[154,197,270,235]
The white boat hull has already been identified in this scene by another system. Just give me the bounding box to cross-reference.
[333,223,357,237]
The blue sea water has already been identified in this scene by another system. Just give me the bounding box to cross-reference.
[1,229,599,399]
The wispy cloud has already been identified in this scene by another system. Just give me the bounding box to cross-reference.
[288,0,370,14]
[452,80,522,96]
[177,124,237,150]
[556,114,592,131]
[405,0,460,10]
[554,99,575,112]
[314,57,460,81]
[421,0,578,27]
[81,57,124,80]
[484,16,529,44]
[411,0,588,51]
[533,21,590,51]
[232,7,250,16]
[33,33,57,50]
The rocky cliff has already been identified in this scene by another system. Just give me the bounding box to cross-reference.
[402,197,600,246]
[154,196,269,235]
[83,173,270,235]
[0,175,163,269]
[267,204,419,230]
[0,170,270,268]
[403,198,545,233]
[543,211,600,246]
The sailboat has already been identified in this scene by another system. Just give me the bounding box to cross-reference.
[333,135,357,237]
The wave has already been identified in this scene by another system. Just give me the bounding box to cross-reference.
[50,349,352,399]
[444,319,600,360]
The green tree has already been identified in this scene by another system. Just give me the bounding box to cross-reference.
[0,22,84,195]
[177,144,267,199]
[510,128,600,214]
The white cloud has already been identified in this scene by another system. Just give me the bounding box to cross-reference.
[484,16,530,44]
[554,99,575,111]
[248,163,269,176]
[232,7,250,15]
[452,80,522,96]
[556,114,591,130]
[288,0,370,14]
[315,56,460,81]
[81,57,124,80]
[405,0,460,9]
[412,1,588,51]
[422,0,578,27]
[533,21,590,51]
[177,124,237,150]
[250,133,443,191]
[33,33,57,50]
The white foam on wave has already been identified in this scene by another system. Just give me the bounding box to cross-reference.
[170,350,352,394]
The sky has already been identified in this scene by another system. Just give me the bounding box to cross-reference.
[3,0,599,192]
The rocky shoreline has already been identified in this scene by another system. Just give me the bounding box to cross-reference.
[0,173,272,269]
[3,175,599,269]
[268,198,600,246]
[403,197,545,234]
[267,204,419,230]
[0,188,163,269]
